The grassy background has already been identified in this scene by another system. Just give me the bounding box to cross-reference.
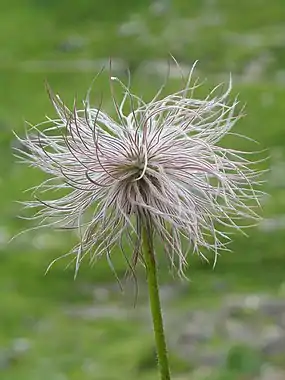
[1,1,285,379]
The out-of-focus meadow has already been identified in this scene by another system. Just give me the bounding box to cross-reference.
[1,1,285,379]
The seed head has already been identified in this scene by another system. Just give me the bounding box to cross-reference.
[15,65,263,277]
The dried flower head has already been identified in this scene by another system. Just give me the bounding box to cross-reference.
[15,65,262,277]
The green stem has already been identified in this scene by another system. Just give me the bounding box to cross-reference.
[142,223,171,380]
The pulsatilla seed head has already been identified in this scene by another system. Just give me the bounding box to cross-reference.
[15,64,264,277]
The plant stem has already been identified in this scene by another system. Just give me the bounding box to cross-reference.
[142,223,171,380]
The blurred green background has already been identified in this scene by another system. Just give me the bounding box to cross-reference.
[1,1,285,379]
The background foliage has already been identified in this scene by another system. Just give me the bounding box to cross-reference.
[1,1,285,379]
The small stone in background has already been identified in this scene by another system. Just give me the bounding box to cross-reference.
[57,36,87,53]
[259,298,285,317]
[257,364,285,380]
[149,0,171,16]
[197,349,226,368]
[0,338,31,370]
[261,325,285,356]
[12,338,31,355]
[224,319,258,345]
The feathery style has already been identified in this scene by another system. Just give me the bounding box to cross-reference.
[16,66,262,276]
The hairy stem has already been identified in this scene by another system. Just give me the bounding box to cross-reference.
[142,222,171,380]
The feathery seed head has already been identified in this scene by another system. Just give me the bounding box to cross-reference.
[16,65,263,277]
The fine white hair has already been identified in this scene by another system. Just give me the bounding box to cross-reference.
[15,64,263,277]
